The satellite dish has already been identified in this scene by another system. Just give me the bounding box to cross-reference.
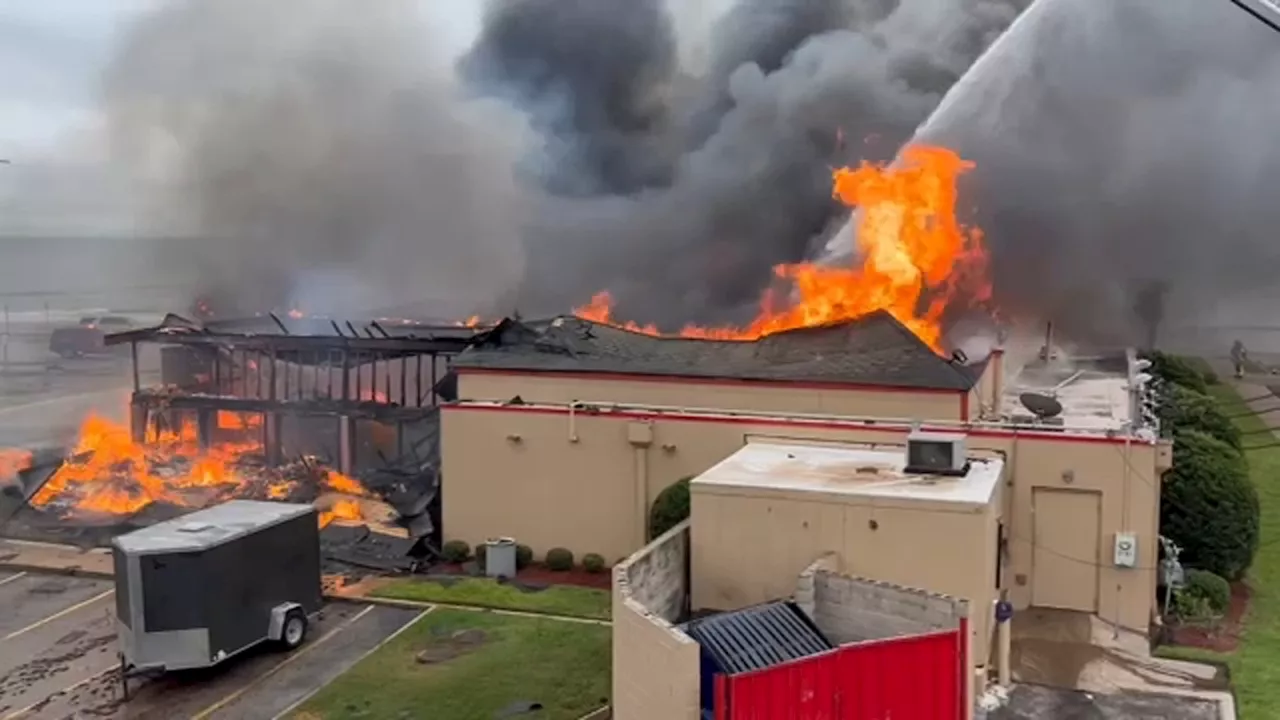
[1019,392,1064,420]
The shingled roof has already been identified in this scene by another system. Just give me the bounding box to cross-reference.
[450,309,986,391]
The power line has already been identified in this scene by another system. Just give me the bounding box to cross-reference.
[1230,0,1280,33]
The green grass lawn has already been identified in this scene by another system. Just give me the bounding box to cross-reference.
[371,577,612,621]
[292,608,611,720]
[1157,383,1280,713]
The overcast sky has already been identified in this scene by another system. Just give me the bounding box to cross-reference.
[0,1,162,156]
[0,1,483,235]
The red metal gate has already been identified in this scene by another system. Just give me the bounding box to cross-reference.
[714,620,968,720]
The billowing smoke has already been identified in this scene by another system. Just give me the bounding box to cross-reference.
[103,0,532,319]
[467,0,1029,326]
[104,0,1027,325]
[830,0,1280,349]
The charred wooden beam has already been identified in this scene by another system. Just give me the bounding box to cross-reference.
[129,390,438,422]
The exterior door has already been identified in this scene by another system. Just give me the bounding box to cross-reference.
[1031,488,1101,612]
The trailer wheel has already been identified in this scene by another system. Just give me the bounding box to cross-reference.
[281,609,308,650]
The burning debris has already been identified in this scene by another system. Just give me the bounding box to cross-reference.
[19,413,371,527]
[574,145,991,351]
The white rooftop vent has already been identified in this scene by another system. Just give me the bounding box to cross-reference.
[906,431,968,475]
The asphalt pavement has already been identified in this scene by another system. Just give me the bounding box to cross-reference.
[0,328,156,449]
[0,569,424,720]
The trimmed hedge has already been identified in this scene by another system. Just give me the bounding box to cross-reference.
[546,547,574,572]
[649,477,692,540]
[441,539,470,564]
[515,544,534,570]
[1158,383,1241,449]
[582,553,607,574]
[1183,569,1231,615]
[1144,350,1209,393]
[1161,430,1260,581]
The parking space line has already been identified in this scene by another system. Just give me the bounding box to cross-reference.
[190,605,376,720]
[1,663,116,720]
[270,606,434,720]
[0,589,113,643]
[0,571,27,588]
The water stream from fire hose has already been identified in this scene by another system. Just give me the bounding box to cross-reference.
[816,0,1057,267]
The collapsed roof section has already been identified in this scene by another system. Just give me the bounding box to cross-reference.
[451,310,987,391]
[105,312,506,364]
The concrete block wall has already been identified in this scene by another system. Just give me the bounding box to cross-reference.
[612,520,700,720]
[795,555,969,645]
[622,517,689,622]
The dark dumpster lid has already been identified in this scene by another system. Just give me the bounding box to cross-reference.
[684,600,834,675]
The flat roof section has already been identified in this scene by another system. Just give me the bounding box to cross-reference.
[113,499,315,554]
[691,442,1003,507]
[1001,354,1134,431]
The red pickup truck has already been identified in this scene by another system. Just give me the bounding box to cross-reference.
[48,315,134,358]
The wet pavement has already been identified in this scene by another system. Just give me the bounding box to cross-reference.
[0,569,424,720]
[984,684,1223,720]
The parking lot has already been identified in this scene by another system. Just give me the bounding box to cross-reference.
[0,570,424,720]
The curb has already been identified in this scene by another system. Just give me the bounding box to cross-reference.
[0,560,614,626]
[350,594,613,626]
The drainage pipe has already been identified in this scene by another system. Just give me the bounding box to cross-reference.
[995,599,1013,686]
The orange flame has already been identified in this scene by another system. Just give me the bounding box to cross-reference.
[27,412,369,518]
[573,145,990,351]
[216,411,262,431]
[318,498,364,528]
[323,469,368,497]
[287,308,305,319]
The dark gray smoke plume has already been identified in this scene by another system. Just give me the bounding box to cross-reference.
[104,0,1027,325]
[901,0,1280,348]
[103,0,531,319]
[468,0,1029,327]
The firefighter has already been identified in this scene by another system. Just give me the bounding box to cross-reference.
[1231,339,1248,379]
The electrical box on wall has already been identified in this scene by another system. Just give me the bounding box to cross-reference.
[1114,532,1137,568]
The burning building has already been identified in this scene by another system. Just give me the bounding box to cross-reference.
[1,312,498,556]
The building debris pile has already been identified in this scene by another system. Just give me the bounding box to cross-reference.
[0,411,438,578]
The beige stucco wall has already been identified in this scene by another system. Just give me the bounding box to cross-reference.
[690,478,1001,667]
[612,521,700,720]
[441,401,1165,634]
[457,369,965,420]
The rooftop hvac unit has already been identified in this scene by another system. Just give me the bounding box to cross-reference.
[905,431,969,475]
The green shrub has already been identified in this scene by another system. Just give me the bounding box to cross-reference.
[1144,350,1208,393]
[441,540,470,564]
[1182,569,1231,615]
[1202,369,1219,386]
[1172,589,1214,622]
[1161,430,1260,581]
[545,547,574,572]
[515,544,534,570]
[649,477,692,540]
[473,544,487,571]
[582,553,607,574]
[1158,383,1241,449]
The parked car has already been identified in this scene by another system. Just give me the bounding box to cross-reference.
[48,315,133,358]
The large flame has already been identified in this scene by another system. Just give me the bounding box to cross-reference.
[574,145,990,351]
[24,412,367,524]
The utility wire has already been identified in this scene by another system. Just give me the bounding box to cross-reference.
[1230,0,1280,33]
